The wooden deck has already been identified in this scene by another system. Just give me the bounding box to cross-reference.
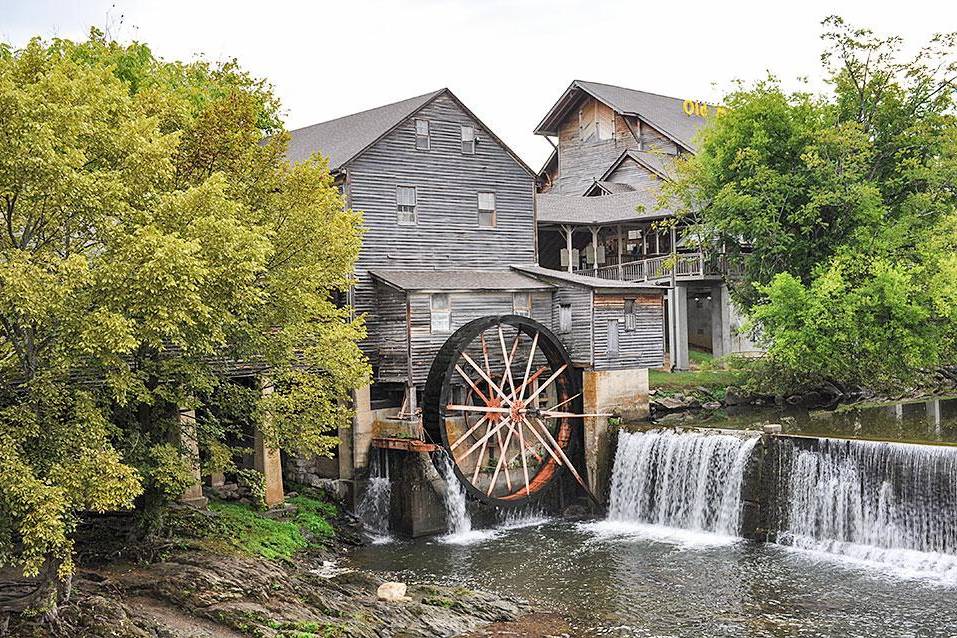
[578,252,742,284]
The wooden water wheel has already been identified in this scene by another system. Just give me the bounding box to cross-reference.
[422,315,595,506]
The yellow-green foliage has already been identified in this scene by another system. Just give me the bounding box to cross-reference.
[0,30,369,581]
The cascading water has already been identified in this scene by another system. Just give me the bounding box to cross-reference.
[434,452,476,541]
[605,429,758,537]
[778,437,957,580]
[356,449,392,543]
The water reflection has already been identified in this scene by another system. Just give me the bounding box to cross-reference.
[349,521,957,636]
[674,396,957,445]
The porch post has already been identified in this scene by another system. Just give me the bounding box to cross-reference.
[674,283,690,371]
[255,382,285,507]
[564,224,574,273]
[178,406,207,508]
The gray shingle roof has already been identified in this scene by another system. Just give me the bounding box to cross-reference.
[285,89,444,170]
[369,269,553,292]
[511,265,665,292]
[595,181,635,194]
[535,80,712,151]
[536,190,674,226]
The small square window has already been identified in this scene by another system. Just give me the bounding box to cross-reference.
[513,292,531,317]
[397,186,417,224]
[478,192,495,228]
[415,119,430,150]
[461,125,475,154]
[431,293,450,333]
[558,304,572,334]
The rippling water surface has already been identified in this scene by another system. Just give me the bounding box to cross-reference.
[350,519,957,637]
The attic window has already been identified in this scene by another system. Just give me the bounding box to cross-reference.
[461,125,475,154]
[415,119,430,150]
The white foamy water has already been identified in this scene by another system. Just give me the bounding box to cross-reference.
[779,437,957,582]
[355,450,392,543]
[604,429,758,537]
[434,452,480,543]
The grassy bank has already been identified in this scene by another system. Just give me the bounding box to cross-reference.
[649,350,750,394]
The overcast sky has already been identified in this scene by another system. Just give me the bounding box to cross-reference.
[3,0,954,168]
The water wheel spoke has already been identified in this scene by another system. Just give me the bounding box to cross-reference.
[472,419,493,484]
[455,364,491,405]
[498,324,518,398]
[446,404,509,414]
[494,425,513,491]
[460,416,512,459]
[530,416,590,491]
[524,363,568,405]
[516,420,531,495]
[448,414,490,451]
[461,352,510,404]
[543,392,582,413]
[539,410,609,419]
[487,425,516,496]
[520,416,564,467]
[518,331,539,401]
[514,366,548,402]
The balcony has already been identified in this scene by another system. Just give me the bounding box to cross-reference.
[577,252,743,284]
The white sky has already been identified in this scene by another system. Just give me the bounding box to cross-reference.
[2,0,955,169]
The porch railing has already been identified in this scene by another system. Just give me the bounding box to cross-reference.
[578,252,743,283]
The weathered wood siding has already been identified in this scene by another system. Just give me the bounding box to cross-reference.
[373,283,410,383]
[551,285,593,366]
[406,290,553,385]
[345,93,536,380]
[592,293,664,370]
[605,157,661,190]
[553,96,682,195]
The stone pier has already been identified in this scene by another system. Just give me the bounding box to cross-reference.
[582,368,650,502]
[177,407,208,508]
[255,384,285,507]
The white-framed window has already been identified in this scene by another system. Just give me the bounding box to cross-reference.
[512,292,531,317]
[624,299,636,331]
[606,319,619,357]
[461,125,475,154]
[478,192,496,228]
[415,119,430,150]
[397,185,417,225]
[558,304,572,334]
[430,293,451,333]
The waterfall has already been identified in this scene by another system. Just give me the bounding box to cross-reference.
[606,429,758,537]
[434,452,476,541]
[356,450,392,543]
[779,438,957,579]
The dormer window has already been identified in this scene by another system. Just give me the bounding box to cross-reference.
[415,119,430,150]
[461,125,475,154]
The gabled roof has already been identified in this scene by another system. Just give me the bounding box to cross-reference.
[585,181,635,196]
[287,90,443,170]
[511,265,664,293]
[370,269,552,292]
[536,190,674,226]
[286,88,536,177]
[600,149,677,184]
[534,80,711,152]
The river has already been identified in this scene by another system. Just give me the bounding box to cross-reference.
[350,397,957,637]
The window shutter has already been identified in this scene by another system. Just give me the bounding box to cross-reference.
[607,319,619,357]
[559,304,572,334]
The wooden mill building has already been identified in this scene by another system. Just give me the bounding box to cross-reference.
[533,80,759,370]
[283,88,666,492]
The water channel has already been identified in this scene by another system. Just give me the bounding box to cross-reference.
[351,397,957,637]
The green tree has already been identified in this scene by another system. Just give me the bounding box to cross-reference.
[0,30,368,613]
[666,17,957,389]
